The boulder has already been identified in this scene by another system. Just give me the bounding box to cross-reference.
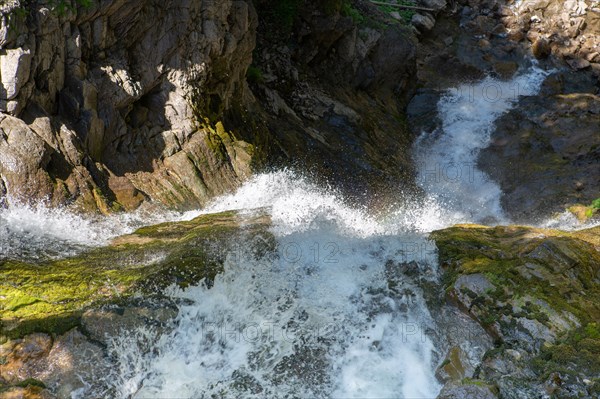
[412,13,436,32]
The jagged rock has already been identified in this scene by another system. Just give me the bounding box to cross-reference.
[432,224,600,398]
[437,380,499,399]
[0,0,258,211]
[412,13,436,32]
[0,47,32,102]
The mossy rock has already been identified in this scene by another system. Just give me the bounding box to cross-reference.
[431,224,600,397]
[431,224,600,331]
[0,211,272,340]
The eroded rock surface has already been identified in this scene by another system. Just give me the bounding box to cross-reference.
[432,224,600,398]
[0,0,257,212]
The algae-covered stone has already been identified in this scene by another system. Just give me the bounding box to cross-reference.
[431,224,600,398]
[0,210,272,340]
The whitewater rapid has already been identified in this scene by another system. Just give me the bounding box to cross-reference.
[1,67,577,398]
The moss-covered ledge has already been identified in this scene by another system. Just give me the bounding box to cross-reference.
[430,224,600,397]
[0,211,272,340]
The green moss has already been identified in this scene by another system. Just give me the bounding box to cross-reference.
[534,323,600,379]
[15,378,46,389]
[0,211,271,339]
[247,66,265,84]
[431,224,600,332]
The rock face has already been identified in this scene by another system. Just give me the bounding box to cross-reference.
[0,1,421,212]
[432,224,600,398]
[0,0,257,212]
[479,71,600,222]
[245,1,419,205]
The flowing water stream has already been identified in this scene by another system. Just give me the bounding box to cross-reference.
[2,67,581,398]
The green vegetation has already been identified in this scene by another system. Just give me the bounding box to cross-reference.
[247,66,265,84]
[568,197,600,221]
[533,322,600,382]
[376,1,416,24]
[0,211,272,339]
[341,1,364,24]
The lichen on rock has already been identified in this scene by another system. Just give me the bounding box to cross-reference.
[431,224,600,397]
[0,210,272,340]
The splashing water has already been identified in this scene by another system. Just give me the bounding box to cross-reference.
[1,67,564,398]
[0,203,199,261]
[414,66,550,225]
[106,171,442,398]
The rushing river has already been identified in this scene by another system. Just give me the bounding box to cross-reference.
[2,67,576,398]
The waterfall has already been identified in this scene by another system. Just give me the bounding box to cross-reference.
[0,67,558,398]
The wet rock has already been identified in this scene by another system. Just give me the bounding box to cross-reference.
[0,334,53,384]
[432,224,600,398]
[492,61,518,78]
[479,75,600,222]
[0,210,272,340]
[437,380,499,399]
[567,58,591,70]
[531,38,551,59]
[435,347,470,383]
[81,302,178,345]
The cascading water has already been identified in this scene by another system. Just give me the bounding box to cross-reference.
[1,67,564,398]
[413,66,550,225]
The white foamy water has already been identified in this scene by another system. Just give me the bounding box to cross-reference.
[0,203,198,261]
[105,171,442,399]
[414,66,550,225]
[2,67,569,398]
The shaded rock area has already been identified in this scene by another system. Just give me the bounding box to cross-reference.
[431,224,600,398]
[241,0,419,205]
[479,71,600,222]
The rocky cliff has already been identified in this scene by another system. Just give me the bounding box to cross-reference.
[0,0,420,213]
[0,0,260,212]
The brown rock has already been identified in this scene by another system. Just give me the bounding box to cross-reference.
[107,174,145,211]
[493,61,519,79]
[532,38,551,59]
[567,58,591,70]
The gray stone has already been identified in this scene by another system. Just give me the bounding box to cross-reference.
[0,47,32,102]
[412,12,436,32]
[438,381,499,399]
